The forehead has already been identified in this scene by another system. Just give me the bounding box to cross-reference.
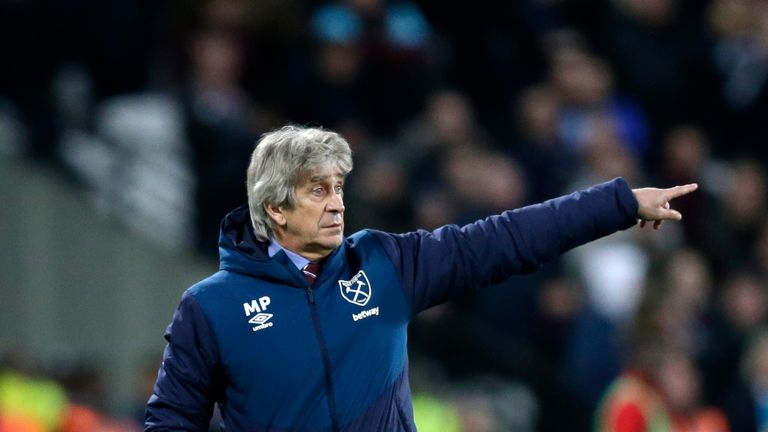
[299,165,346,184]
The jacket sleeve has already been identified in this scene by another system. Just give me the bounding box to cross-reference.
[145,292,223,431]
[369,177,639,313]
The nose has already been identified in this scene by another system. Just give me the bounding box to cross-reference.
[327,190,345,213]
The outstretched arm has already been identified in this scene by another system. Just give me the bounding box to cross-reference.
[370,178,640,313]
[633,183,698,230]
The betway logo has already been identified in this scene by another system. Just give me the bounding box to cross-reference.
[352,307,379,322]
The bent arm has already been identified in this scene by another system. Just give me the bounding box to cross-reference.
[145,293,222,431]
[371,177,639,313]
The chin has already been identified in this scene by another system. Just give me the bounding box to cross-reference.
[324,234,344,249]
[329,235,344,247]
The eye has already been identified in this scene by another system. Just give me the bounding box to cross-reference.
[312,186,325,196]
[334,184,344,194]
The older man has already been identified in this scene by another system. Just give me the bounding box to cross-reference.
[145,125,697,431]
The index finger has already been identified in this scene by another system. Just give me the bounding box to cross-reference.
[664,183,698,201]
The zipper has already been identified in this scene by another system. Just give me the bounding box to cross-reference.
[306,287,340,431]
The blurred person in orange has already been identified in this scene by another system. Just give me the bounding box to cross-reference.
[596,287,729,432]
[0,363,67,432]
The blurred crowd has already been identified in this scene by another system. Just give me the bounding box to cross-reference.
[2,0,768,430]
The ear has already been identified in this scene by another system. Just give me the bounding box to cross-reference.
[264,203,287,227]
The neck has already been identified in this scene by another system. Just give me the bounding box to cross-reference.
[295,249,330,262]
[272,234,332,262]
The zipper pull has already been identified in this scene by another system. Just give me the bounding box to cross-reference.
[305,286,315,304]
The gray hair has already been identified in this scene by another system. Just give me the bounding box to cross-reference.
[246,125,353,241]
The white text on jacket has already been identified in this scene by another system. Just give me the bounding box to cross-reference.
[352,307,379,321]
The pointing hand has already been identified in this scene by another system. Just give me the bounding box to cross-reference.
[633,183,698,230]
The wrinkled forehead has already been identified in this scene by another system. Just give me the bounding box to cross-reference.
[296,163,347,186]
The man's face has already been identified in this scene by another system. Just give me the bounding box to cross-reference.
[271,166,346,260]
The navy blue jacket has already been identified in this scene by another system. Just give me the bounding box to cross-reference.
[145,178,638,431]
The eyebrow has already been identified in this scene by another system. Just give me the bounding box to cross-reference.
[309,174,344,182]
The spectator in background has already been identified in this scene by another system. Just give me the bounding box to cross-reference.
[595,288,729,432]
[61,404,139,432]
[548,44,650,161]
[722,329,768,432]
[658,249,716,357]
[600,0,714,136]
[595,288,673,432]
[343,148,413,233]
[529,274,592,431]
[0,356,67,432]
[418,0,556,135]
[0,353,140,432]
[688,160,768,280]
[407,357,463,432]
[657,126,727,269]
[55,361,140,432]
[164,0,306,111]
[710,160,768,274]
[570,116,644,190]
[702,271,768,405]
[512,83,576,203]
[560,114,651,411]
[440,147,526,223]
[303,0,433,135]
[410,186,458,231]
[660,126,714,189]
[656,349,729,432]
[397,89,492,195]
[566,117,648,325]
[708,0,768,163]
[329,121,406,234]
[183,29,260,255]
[286,6,367,129]
[406,146,534,396]
[405,148,534,386]
[346,0,433,135]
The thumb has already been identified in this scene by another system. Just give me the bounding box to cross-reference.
[660,208,682,221]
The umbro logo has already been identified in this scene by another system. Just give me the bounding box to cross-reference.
[244,296,274,332]
[248,313,273,331]
[249,313,272,325]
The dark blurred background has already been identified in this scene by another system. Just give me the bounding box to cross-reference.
[1,0,768,430]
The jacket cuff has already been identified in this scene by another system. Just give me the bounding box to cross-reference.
[613,177,639,229]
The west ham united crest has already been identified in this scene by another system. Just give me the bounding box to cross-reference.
[338,270,372,306]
